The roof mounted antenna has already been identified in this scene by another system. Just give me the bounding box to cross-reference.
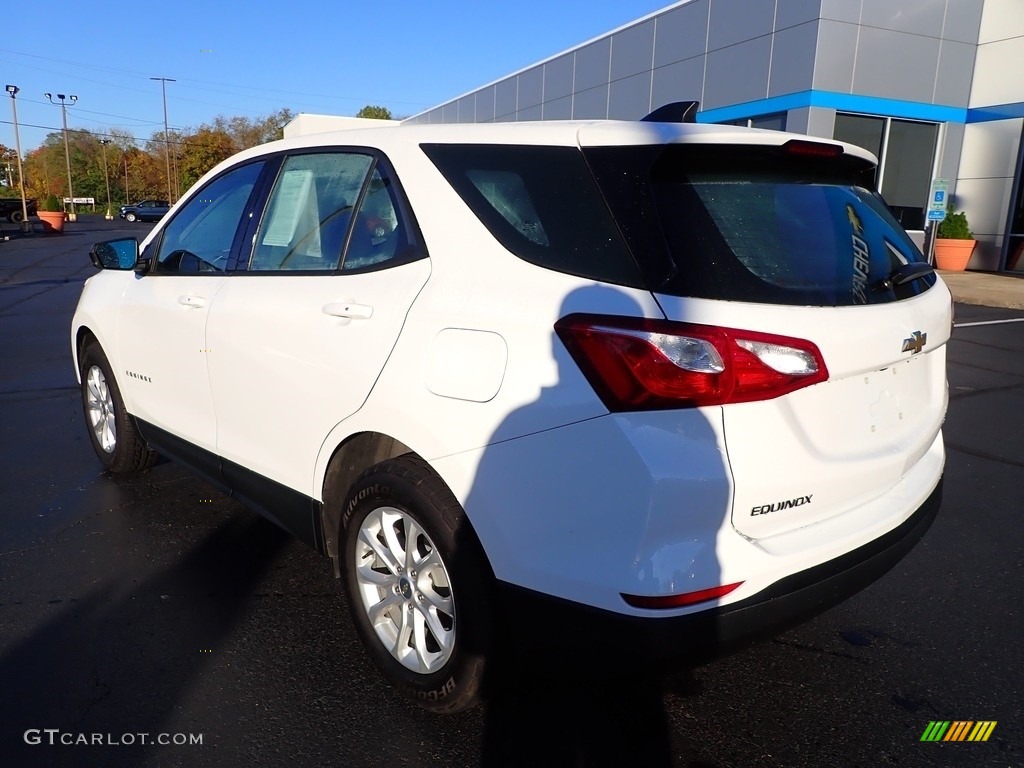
[641,101,700,124]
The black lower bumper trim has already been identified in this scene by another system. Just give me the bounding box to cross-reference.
[496,479,942,664]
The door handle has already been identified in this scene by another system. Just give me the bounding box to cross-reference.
[323,302,373,320]
[178,295,207,308]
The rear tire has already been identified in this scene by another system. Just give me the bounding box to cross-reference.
[80,343,158,473]
[340,455,494,713]
[10,210,24,224]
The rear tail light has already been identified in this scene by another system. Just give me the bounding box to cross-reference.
[555,314,828,411]
[622,581,743,610]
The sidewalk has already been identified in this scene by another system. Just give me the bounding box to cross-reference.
[939,269,1024,310]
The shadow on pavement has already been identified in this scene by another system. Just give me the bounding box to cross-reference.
[0,489,289,767]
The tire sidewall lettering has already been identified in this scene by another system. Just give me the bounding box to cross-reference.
[409,676,457,702]
[343,482,395,525]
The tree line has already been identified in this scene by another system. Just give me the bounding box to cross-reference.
[0,105,394,210]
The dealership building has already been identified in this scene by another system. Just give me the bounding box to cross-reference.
[408,0,1024,273]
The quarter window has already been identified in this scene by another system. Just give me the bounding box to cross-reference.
[343,165,412,271]
[155,162,264,273]
[422,144,644,287]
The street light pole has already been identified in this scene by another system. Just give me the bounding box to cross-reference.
[5,84,31,233]
[99,139,113,220]
[151,76,176,203]
[44,92,79,222]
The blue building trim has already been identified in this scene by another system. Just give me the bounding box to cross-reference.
[968,101,1024,123]
[697,90,971,125]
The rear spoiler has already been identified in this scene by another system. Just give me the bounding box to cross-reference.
[641,101,700,124]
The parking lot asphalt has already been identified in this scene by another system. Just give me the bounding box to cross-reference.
[0,218,1021,768]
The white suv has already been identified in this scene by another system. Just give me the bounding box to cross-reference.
[72,104,950,713]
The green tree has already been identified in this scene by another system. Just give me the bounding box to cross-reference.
[0,144,20,197]
[356,105,393,120]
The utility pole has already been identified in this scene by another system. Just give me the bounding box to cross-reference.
[44,92,79,221]
[99,139,113,220]
[7,85,35,232]
[151,76,176,203]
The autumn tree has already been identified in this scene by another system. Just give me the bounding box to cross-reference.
[16,107,295,209]
[208,108,295,150]
[122,146,166,203]
[22,133,69,201]
[179,127,237,189]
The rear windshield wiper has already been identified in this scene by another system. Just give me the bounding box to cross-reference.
[874,262,934,291]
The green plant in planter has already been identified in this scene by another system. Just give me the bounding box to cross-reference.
[41,194,64,213]
[937,203,972,240]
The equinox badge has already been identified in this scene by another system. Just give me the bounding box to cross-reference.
[902,331,928,355]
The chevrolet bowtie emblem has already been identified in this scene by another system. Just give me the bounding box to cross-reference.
[902,331,928,355]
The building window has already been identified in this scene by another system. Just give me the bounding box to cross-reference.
[834,113,938,231]
[724,113,787,131]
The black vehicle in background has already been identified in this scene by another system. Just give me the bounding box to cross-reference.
[119,200,170,222]
[0,198,37,223]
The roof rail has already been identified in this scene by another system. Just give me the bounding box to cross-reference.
[641,101,700,124]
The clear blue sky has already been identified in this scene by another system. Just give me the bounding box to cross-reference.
[2,0,675,152]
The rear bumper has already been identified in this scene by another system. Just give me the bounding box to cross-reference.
[497,478,942,664]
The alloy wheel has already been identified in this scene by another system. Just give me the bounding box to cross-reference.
[353,505,456,674]
[85,365,117,453]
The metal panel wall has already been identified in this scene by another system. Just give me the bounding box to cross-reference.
[398,0,1024,272]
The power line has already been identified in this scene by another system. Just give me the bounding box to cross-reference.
[0,47,431,108]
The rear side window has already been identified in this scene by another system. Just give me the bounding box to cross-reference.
[250,153,373,272]
[422,144,643,287]
[586,144,935,306]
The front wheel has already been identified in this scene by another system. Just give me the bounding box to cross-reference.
[125,211,137,222]
[340,455,494,713]
[80,343,157,473]
[10,210,24,224]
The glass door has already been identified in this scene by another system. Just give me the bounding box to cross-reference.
[1007,126,1024,271]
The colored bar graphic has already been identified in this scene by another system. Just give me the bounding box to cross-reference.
[920,720,997,742]
[920,721,950,741]
[968,722,998,742]
[945,721,972,741]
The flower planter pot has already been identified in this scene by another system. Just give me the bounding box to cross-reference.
[37,210,67,234]
[934,238,975,271]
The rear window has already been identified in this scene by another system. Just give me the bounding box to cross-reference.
[585,144,936,306]
[421,144,644,287]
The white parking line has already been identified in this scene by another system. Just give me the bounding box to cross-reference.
[954,318,1024,328]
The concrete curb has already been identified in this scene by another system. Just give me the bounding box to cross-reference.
[939,270,1024,310]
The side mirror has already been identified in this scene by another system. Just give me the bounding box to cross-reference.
[89,238,139,270]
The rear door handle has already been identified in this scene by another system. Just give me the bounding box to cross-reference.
[178,295,207,308]
[323,302,373,320]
